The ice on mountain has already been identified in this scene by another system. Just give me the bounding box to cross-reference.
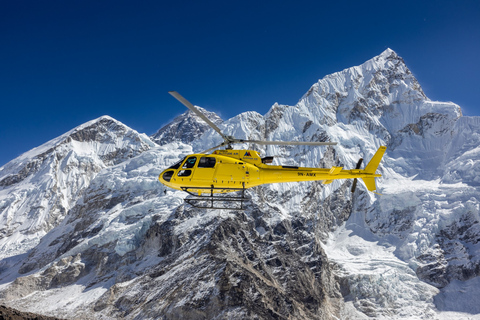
[323,222,439,319]
[435,277,480,314]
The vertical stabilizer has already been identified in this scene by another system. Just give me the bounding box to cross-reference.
[361,146,386,192]
[364,146,387,174]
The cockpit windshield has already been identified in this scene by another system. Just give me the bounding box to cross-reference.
[182,157,197,168]
[168,157,186,170]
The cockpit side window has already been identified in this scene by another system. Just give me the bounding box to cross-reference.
[182,157,197,169]
[198,157,216,168]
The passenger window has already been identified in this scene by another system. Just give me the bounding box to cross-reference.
[198,157,216,168]
[182,157,197,169]
[177,170,192,177]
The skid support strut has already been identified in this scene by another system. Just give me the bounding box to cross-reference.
[181,183,247,210]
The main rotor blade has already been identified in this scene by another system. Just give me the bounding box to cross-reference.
[199,142,229,154]
[236,139,337,146]
[168,91,230,142]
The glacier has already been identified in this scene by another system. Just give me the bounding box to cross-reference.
[0,48,479,319]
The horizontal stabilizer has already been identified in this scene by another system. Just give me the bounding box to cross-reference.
[329,166,343,175]
[362,177,377,192]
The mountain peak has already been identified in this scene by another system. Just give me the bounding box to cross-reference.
[73,115,123,132]
[97,114,115,121]
[371,48,405,67]
[300,48,428,129]
[362,48,407,72]
[379,47,397,57]
[151,107,223,145]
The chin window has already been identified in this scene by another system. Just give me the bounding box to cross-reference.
[162,170,174,182]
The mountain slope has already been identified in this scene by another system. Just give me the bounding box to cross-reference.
[1,144,342,319]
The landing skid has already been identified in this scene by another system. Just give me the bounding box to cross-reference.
[181,186,248,210]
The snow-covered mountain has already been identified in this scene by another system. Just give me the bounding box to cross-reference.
[0,116,156,261]
[1,49,479,319]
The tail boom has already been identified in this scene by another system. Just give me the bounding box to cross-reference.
[254,146,386,192]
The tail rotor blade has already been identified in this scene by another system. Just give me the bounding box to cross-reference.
[355,158,364,169]
[351,178,358,193]
[351,158,363,193]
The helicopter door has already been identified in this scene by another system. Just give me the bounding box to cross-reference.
[196,156,216,182]
[177,156,197,181]
[214,161,245,186]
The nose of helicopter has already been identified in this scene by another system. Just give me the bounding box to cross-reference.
[159,169,174,184]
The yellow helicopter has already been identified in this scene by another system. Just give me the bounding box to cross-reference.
[159,91,386,209]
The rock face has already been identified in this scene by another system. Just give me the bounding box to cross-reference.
[0,305,64,320]
[0,49,479,319]
[91,210,342,319]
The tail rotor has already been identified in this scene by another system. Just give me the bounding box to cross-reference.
[351,158,363,193]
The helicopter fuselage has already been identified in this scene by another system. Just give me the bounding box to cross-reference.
[159,148,383,195]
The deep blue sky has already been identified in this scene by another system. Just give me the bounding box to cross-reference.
[1,0,479,167]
